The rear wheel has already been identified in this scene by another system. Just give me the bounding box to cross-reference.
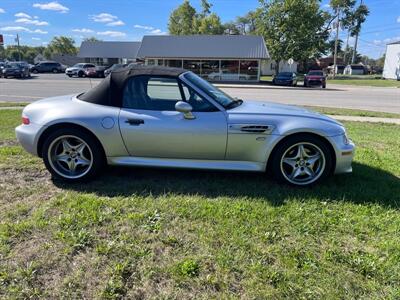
[52,68,58,73]
[78,71,84,77]
[42,128,105,182]
[32,69,38,74]
[270,135,332,186]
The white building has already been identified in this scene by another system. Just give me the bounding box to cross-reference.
[383,41,400,80]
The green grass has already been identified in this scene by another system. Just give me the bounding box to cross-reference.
[328,78,400,88]
[0,102,29,108]
[303,106,400,119]
[1,109,400,299]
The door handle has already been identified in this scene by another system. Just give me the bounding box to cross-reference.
[125,118,144,126]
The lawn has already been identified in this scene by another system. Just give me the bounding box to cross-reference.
[1,109,399,299]
[261,75,400,88]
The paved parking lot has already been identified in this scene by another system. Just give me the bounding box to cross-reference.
[0,74,399,113]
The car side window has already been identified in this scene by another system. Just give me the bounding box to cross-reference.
[181,82,219,112]
[123,76,184,111]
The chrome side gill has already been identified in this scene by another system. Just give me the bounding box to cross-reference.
[228,124,275,134]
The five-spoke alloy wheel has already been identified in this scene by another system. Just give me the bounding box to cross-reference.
[42,128,104,181]
[271,135,332,186]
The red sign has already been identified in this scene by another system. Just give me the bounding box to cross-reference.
[0,34,3,46]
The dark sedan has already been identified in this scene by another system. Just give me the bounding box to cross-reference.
[272,72,298,86]
[2,62,30,78]
[30,61,63,73]
[304,70,326,88]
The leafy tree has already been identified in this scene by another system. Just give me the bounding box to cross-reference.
[168,0,197,35]
[83,37,101,42]
[197,13,224,34]
[24,49,37,63]
[256,0,330,73]
[47,36,77,55]
[349,2,369,63]
[200,0,212,17]
[327,39,344,56]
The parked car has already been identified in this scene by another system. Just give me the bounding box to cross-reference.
[304,70,326,88]
[16,65,354,186]
[65,63,96,77]
[0,62,5,73]
[85,65,108,78]
[104,64,126,77]
[207,71,250,81]
[30,61,63,73]
[2,61,30,78]
[272,72,298,86]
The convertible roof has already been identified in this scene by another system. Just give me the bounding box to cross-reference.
[78,65,186,107]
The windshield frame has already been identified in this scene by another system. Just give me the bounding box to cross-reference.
[308,71,324,76]
[181,72,237,109]
[73,63,85,68]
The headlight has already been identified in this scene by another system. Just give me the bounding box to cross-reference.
[343,132,350,145]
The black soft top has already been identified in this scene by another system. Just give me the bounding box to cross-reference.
[78,65,187,107]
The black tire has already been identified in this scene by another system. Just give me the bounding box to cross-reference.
[270,134,333,186]
[42,127,105,182]
[32,69,38,74]
[52,68,58,73]
[322,84,326,89]
[78,71,84,78]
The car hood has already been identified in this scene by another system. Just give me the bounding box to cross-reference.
[66,67,80,71]
[227,100,342,126]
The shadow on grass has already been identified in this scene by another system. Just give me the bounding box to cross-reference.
[55,162,400,208]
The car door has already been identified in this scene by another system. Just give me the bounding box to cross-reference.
[119,76,227,160]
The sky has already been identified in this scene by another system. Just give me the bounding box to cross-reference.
[0,0,399,59]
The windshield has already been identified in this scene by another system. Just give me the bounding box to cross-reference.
[183,72,236,109]
[6,62,21,67]
[308,71,323,76]
[73,63,85,68]
[277,72,293,77]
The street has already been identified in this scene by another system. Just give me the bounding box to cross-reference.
[0,74,399,113]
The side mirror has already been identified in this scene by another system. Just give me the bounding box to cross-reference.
[175,101,195,120]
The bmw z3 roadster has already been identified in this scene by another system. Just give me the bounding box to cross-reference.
[16,65,355,186]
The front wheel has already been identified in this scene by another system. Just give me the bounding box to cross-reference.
[42,128,105,182]
[270,135,333,186]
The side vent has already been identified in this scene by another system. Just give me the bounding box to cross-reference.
[240,125,269,133]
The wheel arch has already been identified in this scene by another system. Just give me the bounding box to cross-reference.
[37,122,106,159]
[266,132,336,174]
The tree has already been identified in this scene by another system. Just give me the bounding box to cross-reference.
[197,13,224,34]
[47,36,77,55]
[349,1,369,63]
[329,0,356,75]
[200,0,212,17]
[327,39,344,56]
[168,0,197,35]
[83,37,101,42]
[256,0,330,73]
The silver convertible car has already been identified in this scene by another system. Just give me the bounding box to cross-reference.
[16,65,355,186]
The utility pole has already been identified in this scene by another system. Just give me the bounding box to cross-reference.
[16,34,21,61]
[351,0,363,64]
[333,8,340,78]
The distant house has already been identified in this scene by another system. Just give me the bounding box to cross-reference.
[78,41,141,66]
[383,41,400,80]
[344,64,367,75]
[137,35,270,81]
[77,35,288,81]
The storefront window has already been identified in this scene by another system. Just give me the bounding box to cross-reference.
[220,60,239,81]
[183,60,201,75]
[200,60,220,80]
[165,60,182,68]
[240,60,259,80]
[147,59,155,66]
[157,59,164,66]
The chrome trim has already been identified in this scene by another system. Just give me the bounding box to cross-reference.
[228,124,275,134]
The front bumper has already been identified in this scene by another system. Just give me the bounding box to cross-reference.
[327,134,355,174]
[3,70,23,77]
[15,123,44,156]
[66,70,78,76]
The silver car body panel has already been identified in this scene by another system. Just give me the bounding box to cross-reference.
[16,72,355,175]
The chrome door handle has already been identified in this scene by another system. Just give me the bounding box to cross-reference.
[125,118,144,126]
